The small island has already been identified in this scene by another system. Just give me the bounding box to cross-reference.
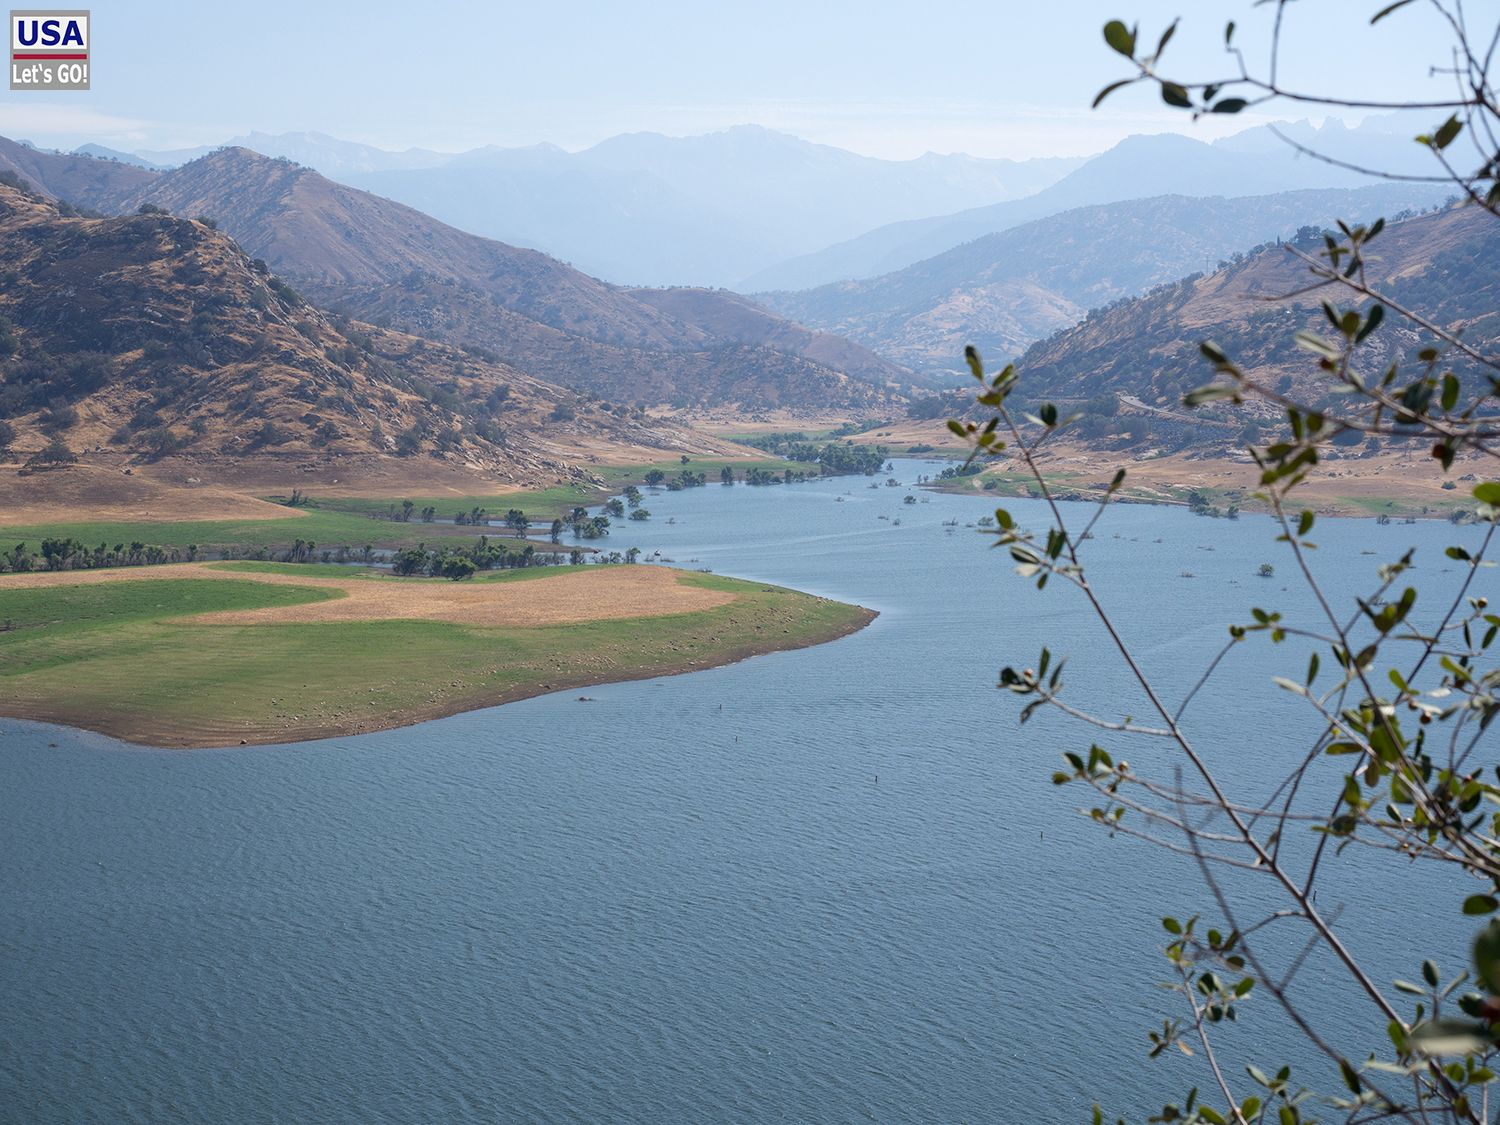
[0,562,875,748]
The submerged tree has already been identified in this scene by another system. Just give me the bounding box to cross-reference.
[952,3,1500,1121]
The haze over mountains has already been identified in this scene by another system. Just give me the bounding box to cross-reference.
[744,117,1451,291]
[65,117,1449,305]
[0,137,908,413]
[107,127,1083,288]
[758,183,1447,380]
[2,105,1479,471]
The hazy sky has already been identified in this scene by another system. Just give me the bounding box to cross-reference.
[2,1,1491,159]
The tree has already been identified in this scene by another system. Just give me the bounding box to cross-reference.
[645,469,666,486]
[630,507,651,521]
[949,5,1500,1122]
[721,465,735,485]
[549,518,564,544]
[24,437,76,470]
[505,508,529,536]
[391,547,427,576]
[437,554,476,581]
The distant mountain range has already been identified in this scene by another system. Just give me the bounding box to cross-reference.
[0,137,910,414]
[744,117,1452,291]
[757,183,1448,381]
[84,127,1084,288]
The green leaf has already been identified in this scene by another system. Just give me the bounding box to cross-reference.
[1092,78,1134,109]
[1339,1057,1362,1092]
[1432,115,1463,150]
[964,345,984,381]
[1153,19,1177,58]
[1159,81,1192,109]
[1473,482,1500,506]
[1184,383,1237,406]
[1464,894,1498,916]
[1354,303,1385,344]
[1371,0,1416,22]
[1411,1017,1491,1056]
[1441,372,1460,412]
[1210,98,1248,114]
[1293,331,1340,359]
[1475,922,1500,994]
[1102,19,1136,57]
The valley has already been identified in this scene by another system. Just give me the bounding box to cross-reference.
[6,6,1500,1122]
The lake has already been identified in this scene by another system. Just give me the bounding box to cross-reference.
[2,460,1494,1122]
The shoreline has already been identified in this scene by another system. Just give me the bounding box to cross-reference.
[0,564,878,750]
[914,456,1487,521]
[0,605,878,750]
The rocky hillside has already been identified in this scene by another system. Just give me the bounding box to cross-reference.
[0,138,154,211]
[624,286,910,387]
[1010,203,1500,433]
[0,181,725,478]
[760,185,1446,381]
[0,139,905,413]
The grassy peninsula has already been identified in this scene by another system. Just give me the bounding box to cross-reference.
[0,562,874,748]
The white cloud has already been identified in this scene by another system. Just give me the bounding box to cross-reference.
[0,103,156,144]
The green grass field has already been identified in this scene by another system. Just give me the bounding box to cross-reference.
[0,457,806,559]
[0,567,872,747]
[0,509,552,556]
[215,561,593,584]
[301,457,804,520]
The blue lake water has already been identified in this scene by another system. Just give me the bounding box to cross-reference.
[2,461,1495,1122]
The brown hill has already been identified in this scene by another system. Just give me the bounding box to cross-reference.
[1011,202,1500,443]
[8,141,905,413]
[758,185,1448,382]
[624,286,910,389]
[0,137,154,211]
[0,182,731,483]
